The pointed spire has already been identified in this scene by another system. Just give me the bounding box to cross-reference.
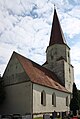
[49,7,66,46]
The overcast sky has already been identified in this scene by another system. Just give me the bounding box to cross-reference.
[0,0,80,89]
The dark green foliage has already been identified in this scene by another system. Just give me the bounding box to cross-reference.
[0,78,6,104]
[70,97,79,115]
[73,83,78,100]
[70,83,79,116]
[77,90,80,109]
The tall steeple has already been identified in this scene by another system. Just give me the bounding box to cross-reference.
[43,7,74,93]
[49,8,66,46]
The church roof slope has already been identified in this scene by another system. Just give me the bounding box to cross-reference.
[14,51,68,93]
[49,8,66,46]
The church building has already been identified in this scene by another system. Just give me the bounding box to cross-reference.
[0,8,74,116]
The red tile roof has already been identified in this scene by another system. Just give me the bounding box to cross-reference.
[49,8,66,46]
[14,52,69,93]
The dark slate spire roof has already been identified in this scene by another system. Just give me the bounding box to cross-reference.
[49,8,66,46]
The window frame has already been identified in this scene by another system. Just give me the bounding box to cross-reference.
[41,90,46,106]
[52,93,56,107]
[66,96,68,106]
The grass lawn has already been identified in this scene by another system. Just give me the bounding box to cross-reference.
[33,117,43,119]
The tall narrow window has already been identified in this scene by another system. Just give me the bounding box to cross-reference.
[41,91,43,105]
[68,52,69,57]
[66,96,68,106]
[52,93,56,107]
[41,90,46,106]
[69,67,71,80]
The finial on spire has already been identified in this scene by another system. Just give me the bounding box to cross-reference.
[54,4,56,13]
[54,4,56,10]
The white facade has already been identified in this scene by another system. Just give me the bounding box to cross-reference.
[0,81,71,115]
[33,83,70,115]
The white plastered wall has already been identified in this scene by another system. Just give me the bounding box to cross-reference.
[33,83,70,114]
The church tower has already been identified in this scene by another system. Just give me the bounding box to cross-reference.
[43,8,74,93]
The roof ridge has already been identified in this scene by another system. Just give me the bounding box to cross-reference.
[12,51,68,93]
[13,51,43,67]
[14,51,64,86]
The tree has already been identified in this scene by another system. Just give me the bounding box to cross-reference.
[70,83,79,116]
[0,77,5,104]
[77,90,80,109]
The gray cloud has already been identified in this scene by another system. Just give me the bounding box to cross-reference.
[0,0,80,89]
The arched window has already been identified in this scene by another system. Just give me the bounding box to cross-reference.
[41,90,46,106]
[68,51,70,57]
[66,96,68,106]
[52,93,56,107]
